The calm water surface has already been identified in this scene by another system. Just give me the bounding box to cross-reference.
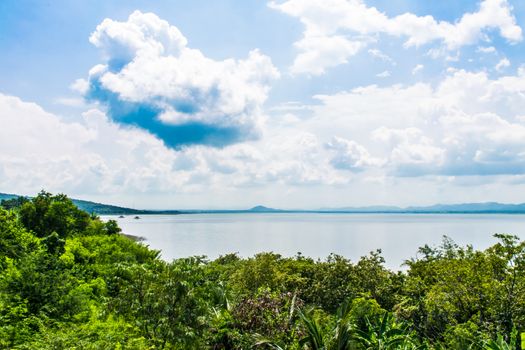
[103,213,525,269]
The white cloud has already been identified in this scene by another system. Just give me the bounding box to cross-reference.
[495,57,511,71]
[372,127,445,173]
[325,136,384,171]
[376,70,390,78]
[54,97,88,108]
[289,34,365,75]
[0,93,188,196]
[90,11,188,63]
[70,79,89,94]
[368,48,395,64]
[412,64,424,75]
[477,46,497,53]
[84,11,279,147]
[269,0,522,74]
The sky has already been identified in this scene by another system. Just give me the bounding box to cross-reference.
[1,0,525,209]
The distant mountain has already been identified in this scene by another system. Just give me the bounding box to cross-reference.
[249,205,282,212]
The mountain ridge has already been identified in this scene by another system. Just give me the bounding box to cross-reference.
[3,192,525,214]
[319,202,525,213]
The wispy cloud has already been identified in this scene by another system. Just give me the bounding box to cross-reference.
[269,0,522,75]
[376,70,391,78]
[495,57,511,71]
[477,46,497,53]
[368,49,395,64]
[411,64,424,75]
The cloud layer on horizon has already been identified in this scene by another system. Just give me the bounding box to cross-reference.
[4,65,525,203]
[298,68,525,177]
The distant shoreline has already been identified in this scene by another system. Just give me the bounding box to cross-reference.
[5,193,525,215]
[107,210,525,215]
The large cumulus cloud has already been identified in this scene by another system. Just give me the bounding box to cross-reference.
[80,11,279,148]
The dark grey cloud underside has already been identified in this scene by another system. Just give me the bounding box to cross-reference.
[87,79,249,148]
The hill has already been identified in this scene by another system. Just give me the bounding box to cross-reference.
[70,199,151,215]
[0,192,153,215]
[249,205,282,212]
[0,193,17,201]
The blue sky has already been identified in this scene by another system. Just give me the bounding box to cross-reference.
[1,0,525,209]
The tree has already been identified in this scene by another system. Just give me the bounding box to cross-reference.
[19,191,90,238]
[104,219,121,235]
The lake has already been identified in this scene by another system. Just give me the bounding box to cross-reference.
[103,213,525,269]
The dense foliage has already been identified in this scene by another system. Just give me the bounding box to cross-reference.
[1,191,525,349]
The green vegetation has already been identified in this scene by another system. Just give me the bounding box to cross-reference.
[2,192,525,348]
